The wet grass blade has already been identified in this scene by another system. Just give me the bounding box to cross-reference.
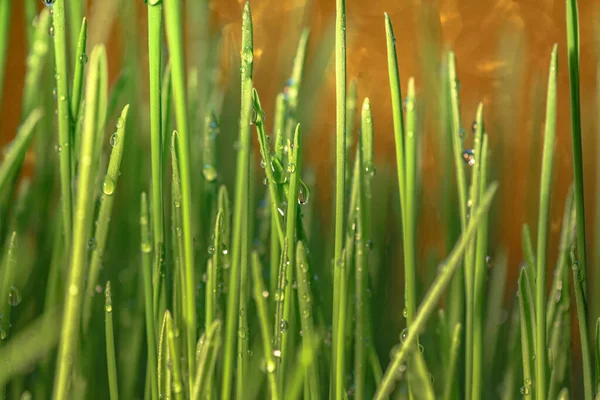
[141,192,158,400]
[442,324,462,400]
[518,268,536,398]
[521,224,536,295]
[222,4,253,398]
[191,320,222,400]
[166,311,184,400]
[566,0,588,298]
[250,251,279,400]
[164,0,197,378]
[296,242,320,400]
[70,18,87,130]
[252,89,284,246]
[83,104,129,331]
[148,0,165,299]
[535,45,558,400]
[50,0,74,251]
[571,249,593,400]
[105,282,119,400]
[53,46,106,400]
[374,183,498,399]
[0,232,17,341]
[282,123,302,385]
[332,0,347,395]
[472,132,489,400]
[355,97,373,400]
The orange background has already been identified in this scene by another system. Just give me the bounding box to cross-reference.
[1,0,599,297]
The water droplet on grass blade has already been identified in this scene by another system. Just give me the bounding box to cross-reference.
[400,328,408,343]
[49,26,55,37]
[274,289,284,302]
[79,53,88,64]
[41,0,56,6]
[103,176,116,195]
[0,329,6,340]
[110,133,118,147]
[8,286,21,306]
[280,319,289,332]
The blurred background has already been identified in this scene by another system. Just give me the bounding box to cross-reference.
[1,0,599,373]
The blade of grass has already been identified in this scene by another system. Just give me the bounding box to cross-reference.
[442,324,463,400]
[83,104,129,332]
[521,224,536,295]
[67,0,83,60]
[270,93,287,296]
[0,232,17,342]
[70,18,87,133]
[535,44,558,400]
[158,311,167,399]
[148,1,165,312]
[332,1,347,396]
[105,282,119,400]
[252,89,284,246]
[518,268,536,398]
[296,242,320,400]
[250,251,279,400]
[141,192,158,400]
[374,183,498,399]
[164,0,197,380]
[50,0,74,251]
[222,4,253,398]
[282,123,302,386]
[571,249,593,400]
[566,0,588,299]
[404,77,418,327]
[53,46,106,400]
[595,318,600,390]
[472,132,489,400]
[355,97,373,400]
[191,320,222,400]
[166,311,185,400]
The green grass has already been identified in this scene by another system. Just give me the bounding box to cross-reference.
[0,1,598,399]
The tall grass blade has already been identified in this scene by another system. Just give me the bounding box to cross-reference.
[222,4,253,398]
[164,0,197,379]
[53,46,107,400]
[535,44,558,400]
[566,0,588,298]
[83,104,129,331]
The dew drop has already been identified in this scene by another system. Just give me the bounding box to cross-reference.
[208,245,215,255]
[105,303,113,313]
[141,241,152,253]
[88,237,96,251]
[520,386,530,395]
[0,329,6,340]
[287,163,296,173]
[49,26,55,37]
[41,0,56,6]
[55,144,62,153]
[174,200,181,208]
[400,328,408,343]
[266,360,276,373]
[103,176,116,196]
[274,289,284,302]
[272,349,282,358]
[79,53,88,64]
[280,319,289,332]
[472,120,478,134]
[7,286,21,306]
[110,133,118,147]
[364,162,376,178]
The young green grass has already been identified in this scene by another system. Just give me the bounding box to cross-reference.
[2,2,600,399]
